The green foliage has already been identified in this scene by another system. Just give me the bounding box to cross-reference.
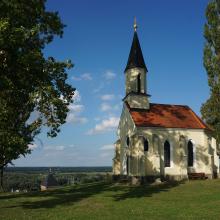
[201,0,220,144]
[0,0,75,187]
[4,172,41,192]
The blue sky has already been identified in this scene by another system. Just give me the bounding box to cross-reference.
[14,0,210,166]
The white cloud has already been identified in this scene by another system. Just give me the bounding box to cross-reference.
[28,143,38,150]
[44,145,66,151]
[100,94,115,101]
[93,83,104,93]
[100,103,120,112]
[87,116,119,135]
[100,144,114,159]
[72,73,92,81]
[104,71,116,80]
[100,103,111,112]
[69,104,84,113]
[72,76,81,81]
[100,152,113,158]
[92,71,117,94]
[100,144,114,151]
[94,117,101,121]
[66,113,88,124]
[66,90,88,124]
[14,143,113,166]
[81,73,92,80]
[72,90,81,103]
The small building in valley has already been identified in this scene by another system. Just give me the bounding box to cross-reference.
[40,170,59,191]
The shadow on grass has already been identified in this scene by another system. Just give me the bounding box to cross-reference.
[1,182,111,209]
[112,180,185,201]
[0,180,185,209]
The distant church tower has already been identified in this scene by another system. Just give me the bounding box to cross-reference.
[123,18,150,109]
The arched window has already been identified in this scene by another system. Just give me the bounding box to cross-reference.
[188,140,193,167]
[137,74,141,93]
[164,140,170,167]
[143,138,148,152]
[126,136,130,147]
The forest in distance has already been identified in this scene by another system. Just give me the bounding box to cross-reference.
[6,166,112,173]
[3,166,112,192]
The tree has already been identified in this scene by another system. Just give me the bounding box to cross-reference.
[201,0,220,147]
[0,0,75,190]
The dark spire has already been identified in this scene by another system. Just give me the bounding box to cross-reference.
[125,19,147,72]
[41,173,58,187]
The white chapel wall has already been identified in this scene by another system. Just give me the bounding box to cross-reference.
[135,127,218,178]
[117,104,136,175]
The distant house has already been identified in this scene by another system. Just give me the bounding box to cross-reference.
[40,170,59,191]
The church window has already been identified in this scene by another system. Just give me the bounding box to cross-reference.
[143,138,148,152]
[137,74,141,93]
[164,140,170,167]
[126,136,130,147]
[188,140,193,167]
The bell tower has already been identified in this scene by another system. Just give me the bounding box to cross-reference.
[123,18,150,110]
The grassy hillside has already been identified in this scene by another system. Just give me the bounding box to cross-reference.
[1,180,220,220]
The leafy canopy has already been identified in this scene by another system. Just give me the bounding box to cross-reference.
[201,0,220,145]
[0,0,75,170]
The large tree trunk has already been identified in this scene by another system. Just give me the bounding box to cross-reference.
[0,166,4,191]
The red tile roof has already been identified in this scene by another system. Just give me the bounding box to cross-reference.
[126,102,210,130]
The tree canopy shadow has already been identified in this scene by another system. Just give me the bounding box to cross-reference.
[2,182,111,209]
[1,180,186,209]
[111,180,185,201]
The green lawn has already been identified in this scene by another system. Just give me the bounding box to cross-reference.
[1,180,220,220]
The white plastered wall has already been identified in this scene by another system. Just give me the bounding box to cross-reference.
[137,127,219,177]
[117,103,136,175]
[112,140,121,175]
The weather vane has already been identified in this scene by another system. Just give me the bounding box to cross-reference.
[134,17,138,32]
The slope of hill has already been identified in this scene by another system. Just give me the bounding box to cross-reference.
[1,180,220,220]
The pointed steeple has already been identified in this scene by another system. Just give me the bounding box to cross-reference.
[125,18,147,72]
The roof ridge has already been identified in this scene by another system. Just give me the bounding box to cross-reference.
[151,103,189,107]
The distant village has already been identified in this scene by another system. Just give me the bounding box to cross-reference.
[6,167,111,193]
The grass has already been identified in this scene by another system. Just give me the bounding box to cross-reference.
[1,179,220,220]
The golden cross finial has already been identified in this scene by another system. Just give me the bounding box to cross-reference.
[134,17,138,32]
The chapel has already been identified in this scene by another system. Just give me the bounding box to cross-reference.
[113,20,220,181]
[40,169,59,191]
